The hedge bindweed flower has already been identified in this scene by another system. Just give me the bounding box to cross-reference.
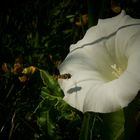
[58,11,140,113]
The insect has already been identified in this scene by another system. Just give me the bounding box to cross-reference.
[57,73,72,79]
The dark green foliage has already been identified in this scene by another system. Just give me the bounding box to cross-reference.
[0,71,42,140]
[0,0,87,139]
[36,70,83,140]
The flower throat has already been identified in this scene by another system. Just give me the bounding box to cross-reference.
[111,64,123,78]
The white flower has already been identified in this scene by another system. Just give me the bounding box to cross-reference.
[58,10,140,113]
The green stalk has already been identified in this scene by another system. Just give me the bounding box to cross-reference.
[87,0,110,27]
[79,112,96,140]
[87,0,99,27]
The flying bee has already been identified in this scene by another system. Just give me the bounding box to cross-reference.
[57,73,72,79]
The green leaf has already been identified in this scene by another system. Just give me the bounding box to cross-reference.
[39,69,63,97]
[40,69,56,86]
[101,109,125,140]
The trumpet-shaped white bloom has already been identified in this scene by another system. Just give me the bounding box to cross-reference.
[58,11,140,113]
